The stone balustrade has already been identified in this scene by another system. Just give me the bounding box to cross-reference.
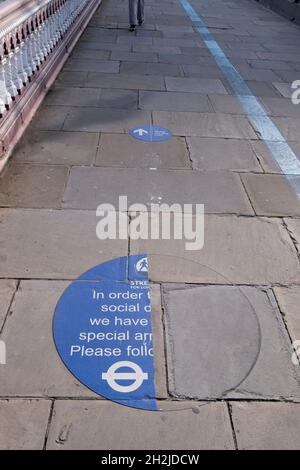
[0,0,102,170]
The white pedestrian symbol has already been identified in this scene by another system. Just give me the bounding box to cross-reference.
[135,257,148,272]
[133,128,149,136]
[102,361,148,393]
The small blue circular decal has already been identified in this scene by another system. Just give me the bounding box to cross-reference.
[130,125,172,142]
[53,255,157,411]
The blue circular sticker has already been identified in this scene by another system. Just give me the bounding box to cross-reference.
[53,255,157,411]
[130,125,172,142]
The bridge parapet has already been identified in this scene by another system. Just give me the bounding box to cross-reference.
[0,0,102,171]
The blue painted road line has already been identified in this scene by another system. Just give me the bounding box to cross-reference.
[179,0,300,198]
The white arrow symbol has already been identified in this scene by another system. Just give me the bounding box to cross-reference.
[133,128,149,136]
[102,361,148,393]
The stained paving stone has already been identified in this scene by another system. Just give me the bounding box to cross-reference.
[0,164,68,209]
[231,402,300,450]
[0,280,17,330]
[96,133,190,169]
[187,137,261,171]
[152,111,257,139]
[241,174,300,217]
[130,215,300,284]
[86,72,166,90]
[0,400,51,450]
[0,280,166,398]
[63,167,253,214]
[139,90,212,112]
[97,89,138,109]
[158,54,215,65]
[274,287,300,344]
[12,130,99,166]
[120,61,184,77]
[165,77,228,94]
[46,400,234,450]
[63,108,151,133]
[164,285,300,400]
[284,218,300,252]
[0,209,128,279]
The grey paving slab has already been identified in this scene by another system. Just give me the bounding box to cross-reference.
[182,64,225,79]
[86,72,166,90]
[75,41,132,52]
[272,82,293,99]
[120,61,184,77]
[0,209,128,279]
[46,400,234,450]
[0,280,17,330]
[261,97,300,118]
[0,281,97,397]
[241,174,300,216]
[63,167,253,214]
[164,285,300,399]
[273,70,300,84]
[132,45,181,54]
[273,117,300,141]
[110,51,158,62]
[231,402,300,450]
[251,140,300,173]
[235,66,280,82]
[31,106,71,131]
[248,60,294,71]
[245,81,281,98]
[97,89,138,109]
[13,130,99,165]
[63,108,151,133]
[55,71,89,87]
[139,90,211,112]
[96,133,190,169]
[130,215,300,284]
[285,218,300,253]
[165,77,228,94]
[44,87,102,107]
[0,400,51,450]
[152,111,257,139]
[0,164,68,209]
[274,287,300,344]
[158,54,215,66]
[187,137,261,171]
[209,95,246,114]
[71,49,110,60]
[64,59,119,73]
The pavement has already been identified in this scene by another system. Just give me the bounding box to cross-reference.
[1,0,300,450]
